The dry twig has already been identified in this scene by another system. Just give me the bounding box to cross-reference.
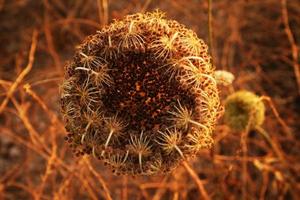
[281,0,300,95]
[0,30,38,114]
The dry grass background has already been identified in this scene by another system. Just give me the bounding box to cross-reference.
[0,0,299,199]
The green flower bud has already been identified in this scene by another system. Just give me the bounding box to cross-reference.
[224,90,265,131]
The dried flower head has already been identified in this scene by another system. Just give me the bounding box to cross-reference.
[224,90,265,131]
[214,70,235,86]
[60,10,221,175]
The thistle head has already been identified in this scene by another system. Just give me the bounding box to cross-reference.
[224,90,265,131]
[60,10,220,175]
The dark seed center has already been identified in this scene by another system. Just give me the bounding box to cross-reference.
[101,51,196,132]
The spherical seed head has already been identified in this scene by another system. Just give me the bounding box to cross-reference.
[224,90,265,131]
[60,10,221,175]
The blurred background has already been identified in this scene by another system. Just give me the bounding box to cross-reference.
[0,0,299,199]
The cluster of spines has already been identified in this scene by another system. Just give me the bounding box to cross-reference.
[61,10,220,175]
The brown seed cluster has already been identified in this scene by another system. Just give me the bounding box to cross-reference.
[60,11,221,175]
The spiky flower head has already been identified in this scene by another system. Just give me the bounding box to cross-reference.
[60,10,221,175]
[224,90,265,131]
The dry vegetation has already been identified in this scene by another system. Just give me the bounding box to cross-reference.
[0,0,299,199]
